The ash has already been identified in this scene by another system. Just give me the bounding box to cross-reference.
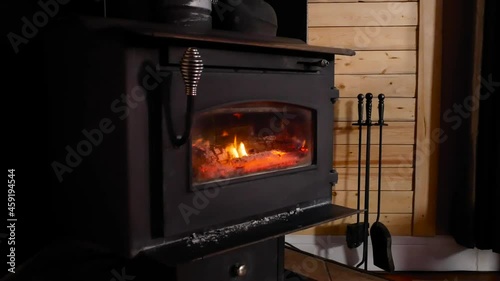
[186,208,303,247]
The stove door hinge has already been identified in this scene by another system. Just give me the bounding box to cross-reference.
[330,87,340,104]
[329,169,339,186]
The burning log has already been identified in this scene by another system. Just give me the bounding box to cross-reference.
[193,145,309,184]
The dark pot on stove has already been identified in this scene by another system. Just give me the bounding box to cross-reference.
[156,0,213,32]
[213,0,277,36]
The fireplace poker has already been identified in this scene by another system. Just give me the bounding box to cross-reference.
[346,94,366,249]
[356,93,373,270]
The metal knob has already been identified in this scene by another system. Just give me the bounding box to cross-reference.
[232,264,248,277]
[180,47,203,96]
[319,59,329,67]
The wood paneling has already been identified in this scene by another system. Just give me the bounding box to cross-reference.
[308,2,418,27]
[335,74,416,98]
[334,98,415,121]
[334,122,415,144]
[333,144,414,168]
[307,0,423,237]
[413,0,442,236]
[295,214,412,236]
[309,27,417,50]
[334,51,417,75]
[332,191,413,213]
[334,167,413,191]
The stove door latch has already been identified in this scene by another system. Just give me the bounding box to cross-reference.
[297,59,330,68]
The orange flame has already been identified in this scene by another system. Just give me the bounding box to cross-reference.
[228,146,240,159]
[238,142,248,157]
[226,135,248,159]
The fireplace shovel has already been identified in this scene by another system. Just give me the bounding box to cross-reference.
[346,94,367,249]
[370,94,395,272]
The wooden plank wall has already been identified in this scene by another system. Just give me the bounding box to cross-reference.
[413,0,442,236]
[296,0,418,236]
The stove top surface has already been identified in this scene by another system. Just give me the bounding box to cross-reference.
[71,16,355,57]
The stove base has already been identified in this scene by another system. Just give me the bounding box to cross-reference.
[132,238,284,281]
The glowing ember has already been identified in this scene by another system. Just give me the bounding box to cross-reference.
[271,150,286,157]
[192,134,311,184]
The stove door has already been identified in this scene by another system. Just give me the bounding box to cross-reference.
[191,101,314,186]
[158,66,337,238]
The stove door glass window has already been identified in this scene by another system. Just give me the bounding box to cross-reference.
[191,102,314,185]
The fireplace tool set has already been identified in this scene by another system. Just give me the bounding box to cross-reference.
[346,93,395,272]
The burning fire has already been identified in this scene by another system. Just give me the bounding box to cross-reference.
[226,135,248,159]
[193,133,312,183]
[300,140,308,152]
[271,150,286,157]
[224,135,306,159]
[238,142,248,157]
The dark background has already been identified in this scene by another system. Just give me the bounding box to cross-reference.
[438,0,499,251]
[2,0,307,277]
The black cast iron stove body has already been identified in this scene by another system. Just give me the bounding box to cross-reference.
[47,17,356,281]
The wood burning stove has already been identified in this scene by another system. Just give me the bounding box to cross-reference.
[47,13,356,280]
